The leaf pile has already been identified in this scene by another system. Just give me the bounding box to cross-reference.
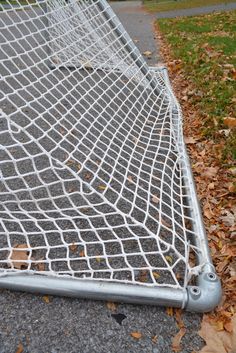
[156,10,236,352]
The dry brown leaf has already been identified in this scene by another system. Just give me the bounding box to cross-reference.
[106,301,117,312]
[203,206,213,220]
[224,117,236,129]
[84,173,92,180]
[130,331,142,339]
[15,343,24,353]
[69,243,78,253]
[208,182,215,190]
[174,309,185,329]
[172,328,186,352]
[36,262,45,271]
[79,250,85,257]
[152,335,158,343]
[161,218,172,228]
[10,244,29,269]
[127,175,133,183]
[228,183,236,193]
[152,195,159,203]
[202,167,219,179]
[198,314,236,353]
[185,136,198,144]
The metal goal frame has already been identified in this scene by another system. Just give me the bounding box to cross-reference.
[0,0,221,312]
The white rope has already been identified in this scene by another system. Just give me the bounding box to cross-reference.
[0,0,204,289]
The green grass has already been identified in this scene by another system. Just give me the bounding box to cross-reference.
[144,0,235,13]
[158,10,236,161]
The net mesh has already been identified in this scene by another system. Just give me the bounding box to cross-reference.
[0,0,204,289]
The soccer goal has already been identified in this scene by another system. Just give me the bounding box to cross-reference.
[0,0,221,312]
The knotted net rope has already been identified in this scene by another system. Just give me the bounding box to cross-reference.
[0,0,204,289]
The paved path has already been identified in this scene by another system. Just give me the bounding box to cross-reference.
[155,1,236,18]
[0,2,204,353]
[111,1,159,64]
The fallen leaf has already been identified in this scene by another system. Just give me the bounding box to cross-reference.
[161,218,172,228]
[202,167,219,179]
[219,209,236,227]
[185,136,198,144]
[174,309,185,329]
[166,307,174,316]
[36,262,45,271]
[15,343,24,353]
[10,244,29,269]
[198,314,236,353]
[172,328,186,352]
[127,175,133,183]
[152,335,158,343]
[42,295,50,304]
[106,302,118,312]
[79,250,85,257]
[228,183,236,193]
[153,271,160,279]
[208,182,215,190]
[84,173,92,180]
[66,159,81,171]
[98,185,106,190]
[152,195,159,203]
[143,50,152,57]
[165,255,173,263]
[139,270,148,282]
[130,331,142,339]
[223,117,236,129]
[69,243,78,253]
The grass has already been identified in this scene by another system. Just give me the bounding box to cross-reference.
[144,0,235,13]
[158,10,236,161]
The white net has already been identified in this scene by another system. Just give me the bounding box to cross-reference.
[0,0,205,290]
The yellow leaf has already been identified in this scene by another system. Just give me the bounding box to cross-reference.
[165,255,173,264]
[153,271,160,279]
[166,307,174,316]
[98,185,106,190]
[143,51,152,57]
[130,331,142,339]
[42,295,50,304]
